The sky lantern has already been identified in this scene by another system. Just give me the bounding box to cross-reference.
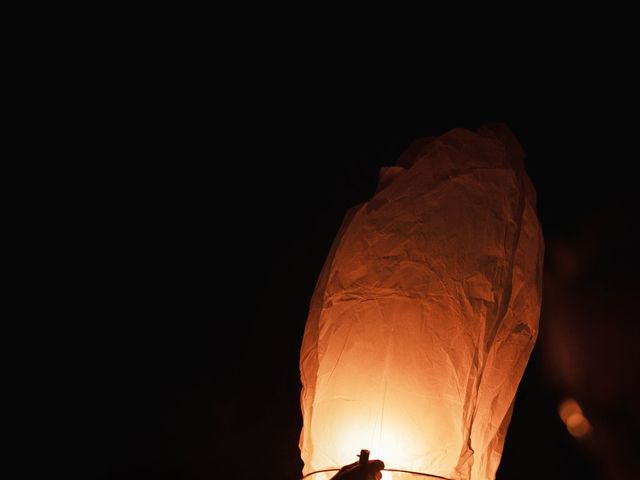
[299,124,544,480]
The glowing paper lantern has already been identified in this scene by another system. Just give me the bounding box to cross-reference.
[299,125,543,480]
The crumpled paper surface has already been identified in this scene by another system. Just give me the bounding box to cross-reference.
[299,124,543,480]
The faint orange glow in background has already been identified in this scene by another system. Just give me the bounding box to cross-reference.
[558,398,591,439]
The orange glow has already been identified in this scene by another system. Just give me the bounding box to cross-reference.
[558,397,581,423]
[299,125,543,480]
[566,412,591,438]
[559,398,591,438]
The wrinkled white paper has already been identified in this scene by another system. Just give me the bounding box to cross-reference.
[300,125,543,480]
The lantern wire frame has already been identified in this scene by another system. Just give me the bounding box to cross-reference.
[301,468,453,479]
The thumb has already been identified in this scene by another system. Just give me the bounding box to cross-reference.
[367,459,384,470]
[366,459,385,477]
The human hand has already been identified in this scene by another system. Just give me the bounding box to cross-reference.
[330,459,385,480]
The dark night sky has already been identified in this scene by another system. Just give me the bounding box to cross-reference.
[77,78,639,480]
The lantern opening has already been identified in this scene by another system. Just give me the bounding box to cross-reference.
[302,449,454,480]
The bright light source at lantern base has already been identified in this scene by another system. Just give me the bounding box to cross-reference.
[302,470,425,479]
[381,471,414,479]
[304,469,438,479]
[383,470,445,479]
[329,423,444,479]
[334,427,405,472]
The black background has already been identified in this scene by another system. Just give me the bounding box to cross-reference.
[73,72,639,479]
